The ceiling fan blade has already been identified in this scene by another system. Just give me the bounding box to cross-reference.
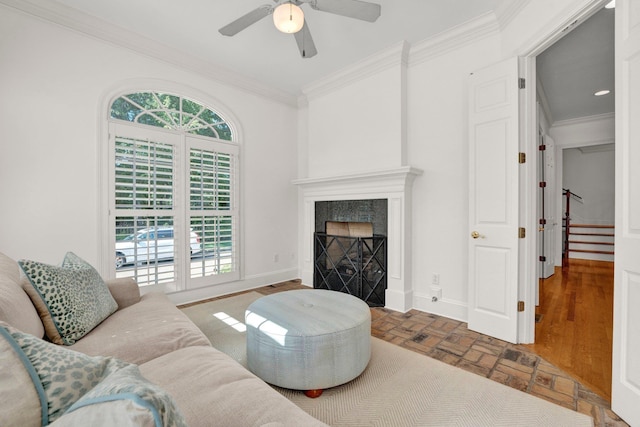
[309,0,381,22]
[219,5,273,36]
[294,20,317,58]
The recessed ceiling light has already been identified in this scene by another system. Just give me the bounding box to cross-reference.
[605,0,615,9]
[594,90,611,96]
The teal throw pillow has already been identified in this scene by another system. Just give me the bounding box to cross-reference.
[0,321,128,425]
[19,252,118,345]
[65,364,188,427]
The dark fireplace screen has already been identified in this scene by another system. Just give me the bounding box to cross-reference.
[313,221,387,307]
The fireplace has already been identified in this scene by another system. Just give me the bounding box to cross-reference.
[293,167,422,312]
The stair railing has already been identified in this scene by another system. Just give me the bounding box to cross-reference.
[562,189,582,266]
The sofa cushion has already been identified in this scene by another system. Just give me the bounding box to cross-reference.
[19,252,118,345]
[69,292,211,365]
[140,346,328,427]
[0,322,128,425]
[0,251,44,337]
[56,364,188,427]
[105,277,141,309]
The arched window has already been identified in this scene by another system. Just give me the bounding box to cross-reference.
[108,92,239,292]
[110,92,233,140]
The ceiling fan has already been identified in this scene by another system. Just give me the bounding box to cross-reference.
[218,0,381,59]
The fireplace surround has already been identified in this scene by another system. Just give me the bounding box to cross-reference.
[293,166,422,312]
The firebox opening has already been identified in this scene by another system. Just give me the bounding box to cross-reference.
[313,199,388,307]
[314,199,387,236]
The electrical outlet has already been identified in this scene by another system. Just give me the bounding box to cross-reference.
[431,273,440,285]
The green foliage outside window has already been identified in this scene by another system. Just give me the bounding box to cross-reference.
[110,92,233,141]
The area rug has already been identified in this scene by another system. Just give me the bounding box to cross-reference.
[180,291,263,365]
[182,292,593,427]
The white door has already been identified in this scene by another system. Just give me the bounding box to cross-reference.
[540,134,556,280]
[468,58,520,343]
[612,0,640,423]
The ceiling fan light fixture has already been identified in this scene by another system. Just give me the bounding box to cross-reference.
[273,2,305,34]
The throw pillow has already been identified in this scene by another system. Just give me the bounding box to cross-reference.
[60,364,188,427]
[19,252,118,345]
[0,321,128,425]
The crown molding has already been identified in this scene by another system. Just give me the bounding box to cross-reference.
[0,0,299,107]
[552,112,615,128]
[408,12,500,67]
[578,143,614,153]
[493,0,531,30]
[302,40,410,101]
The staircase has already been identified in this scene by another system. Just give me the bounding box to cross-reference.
[566,224,614,262]
[562,189,614,264]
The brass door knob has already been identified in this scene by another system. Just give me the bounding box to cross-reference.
[471,231,480,239]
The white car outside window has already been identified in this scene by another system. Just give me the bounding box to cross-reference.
[115,227,201,268]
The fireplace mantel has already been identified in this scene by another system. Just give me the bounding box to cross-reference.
[293,166,423,312]
[292,166,422,193]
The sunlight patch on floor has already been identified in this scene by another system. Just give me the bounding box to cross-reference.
[214,312,247,332]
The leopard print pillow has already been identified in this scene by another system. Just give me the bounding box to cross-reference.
[64,364,188,427]
[0,322,128,425]
[19,252,118,345]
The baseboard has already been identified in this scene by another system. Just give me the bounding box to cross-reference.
[385,288,414,313]
[412,292,468,323]
[167,268,300,306]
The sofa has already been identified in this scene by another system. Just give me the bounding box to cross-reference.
[0,251,327,426]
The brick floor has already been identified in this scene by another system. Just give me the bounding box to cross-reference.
[229,280,629,427]
[369,306,628,426]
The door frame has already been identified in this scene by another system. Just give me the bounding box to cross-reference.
[517,0,609,344]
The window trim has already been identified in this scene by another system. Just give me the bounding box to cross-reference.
[98,83,243,291]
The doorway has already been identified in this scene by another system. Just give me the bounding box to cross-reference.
[529,3,615,401]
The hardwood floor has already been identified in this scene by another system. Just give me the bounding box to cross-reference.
[523,259,614,402]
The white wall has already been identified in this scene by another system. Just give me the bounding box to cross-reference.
[407,35,503,319]
[0,6,299,303]
[563,147,615,223]
[304,43,407,177]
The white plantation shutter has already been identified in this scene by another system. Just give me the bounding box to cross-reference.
[114,138,174,210]
[110,124,179,289]
[108,92,238,291]
[188,140,239,285]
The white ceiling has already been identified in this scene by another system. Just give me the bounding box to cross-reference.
[537,6,615,123]
[17,0,615,123]
[48,0,501,95]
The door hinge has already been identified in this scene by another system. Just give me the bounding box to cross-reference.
[518,301,525,312]
[518,152,526,164]
[538,144,546,151]
[539,181,547,188]
[539,218,547,225]
[518,78,526,89]
[539,255,547,262]
[518,227,526,238]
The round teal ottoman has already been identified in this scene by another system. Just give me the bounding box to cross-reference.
[245,289,371,397]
